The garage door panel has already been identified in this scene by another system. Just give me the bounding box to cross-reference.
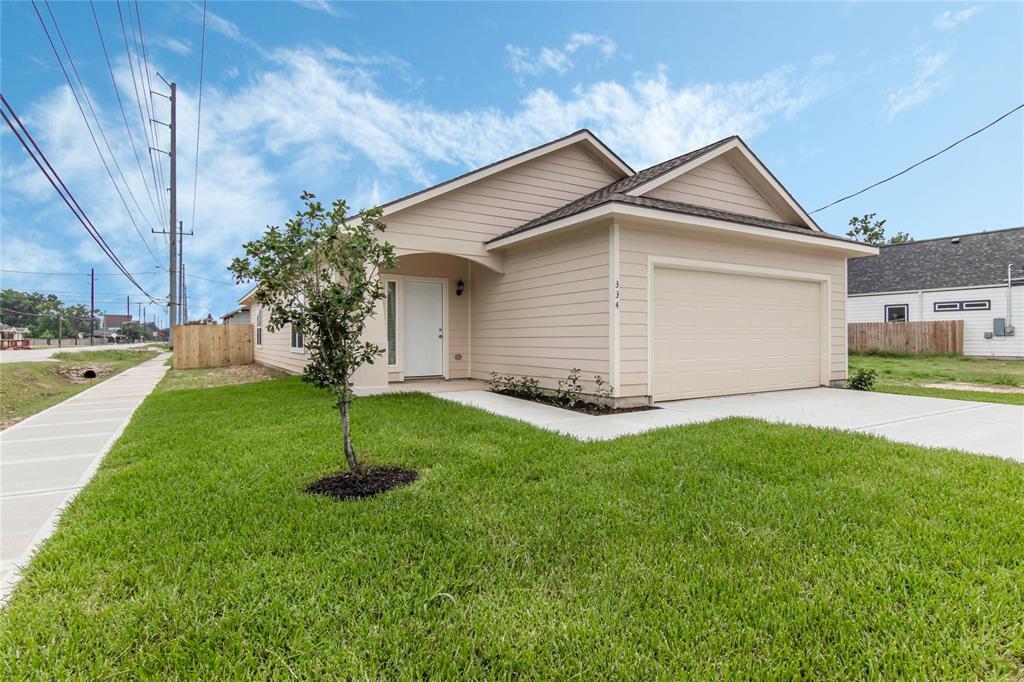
[652,267,822,400]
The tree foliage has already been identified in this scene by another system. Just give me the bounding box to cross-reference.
[0,289,96,336]
[846,213,912,246]
[229,192,396,472]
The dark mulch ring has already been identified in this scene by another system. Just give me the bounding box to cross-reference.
[492,391,658,415]
[305,466,419,501]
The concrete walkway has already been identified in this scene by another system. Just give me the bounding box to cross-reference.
[0,353,170,601]
[0,342,156,364]
[437,388,1023,462]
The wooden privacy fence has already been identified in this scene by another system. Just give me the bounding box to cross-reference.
[848,320,964,355]
[172,324,253,369]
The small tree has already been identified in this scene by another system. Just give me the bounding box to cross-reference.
[846,213,912,246]
[229,192,396,473]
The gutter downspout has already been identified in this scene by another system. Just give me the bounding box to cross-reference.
[1008,264,1015,333]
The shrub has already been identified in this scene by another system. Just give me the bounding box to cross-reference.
[556,368,583,408]
[593,374,613,405]
[847,368,877,391]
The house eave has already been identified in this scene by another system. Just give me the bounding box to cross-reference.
[485,203,877,255]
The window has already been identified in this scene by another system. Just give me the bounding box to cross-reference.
[386,280,397,365]
[255,309,262,346]
[885,304,908,322]
[933,299,991,312]
[290,324,303,351]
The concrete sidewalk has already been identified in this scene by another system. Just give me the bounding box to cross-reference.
[0,353,170,601]
[437,388,1023,462]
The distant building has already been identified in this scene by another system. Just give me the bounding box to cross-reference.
[0,324,30,350]
[848,226,1023,357]
[220,306,250,325]
[101,313,132,331]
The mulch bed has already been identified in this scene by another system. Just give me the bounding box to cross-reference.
[306,466,418,501]
[492,391,658,415]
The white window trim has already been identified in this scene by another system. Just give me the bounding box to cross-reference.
[254,308,263,348]
[645,255,832,399]
[885,303,909,322]
[289,323,304,353]
[384,276,403,375]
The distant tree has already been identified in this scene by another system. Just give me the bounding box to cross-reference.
[846,213,912,246]
[229,192,396,473]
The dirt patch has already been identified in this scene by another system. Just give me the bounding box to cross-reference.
[922,382,1024,394]
[306,466,419,500]
[54,365,110,384]
[491,390,657,415]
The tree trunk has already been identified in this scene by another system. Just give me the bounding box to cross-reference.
[335,380,359,473]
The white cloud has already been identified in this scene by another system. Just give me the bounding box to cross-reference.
[886,51,950,121]
[934,5,983,29]
[292,0,346,18]
[154,37,191,56]
[507,33,618,77]
[3,45,831,316]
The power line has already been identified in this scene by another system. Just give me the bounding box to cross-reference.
[1,94,157,301]
[133,0,167,231]
[811,102,1024,214]
[190,1,208,237]
[155,265,236,286]
[116,0,165,229]
[1,268,160,277]
[89,0,162,229]
[31,0,161,268]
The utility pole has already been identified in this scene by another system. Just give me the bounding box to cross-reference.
[168,80,177,346]
[152,76,177,348]
[90,267,95,346]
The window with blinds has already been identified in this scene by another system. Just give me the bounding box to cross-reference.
[387,280,397,365]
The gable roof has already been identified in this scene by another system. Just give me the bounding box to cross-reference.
[485,135,829,246]
[378,129,633,216]
[848,226,1024,294]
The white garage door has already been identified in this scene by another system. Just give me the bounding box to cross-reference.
[652,267,822,401]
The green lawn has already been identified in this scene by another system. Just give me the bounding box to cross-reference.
[0,348,159,428]
[2,377,1022,678]
[850,352,1024,405]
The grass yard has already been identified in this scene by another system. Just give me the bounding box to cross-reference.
[850,352,1024,405]
[1,377,1022,678]
[0,348,160,428]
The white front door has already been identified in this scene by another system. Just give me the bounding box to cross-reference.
[403,279,444,377]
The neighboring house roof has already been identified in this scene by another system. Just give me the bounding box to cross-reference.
[848,226,1024,294]
[221,306,249,321]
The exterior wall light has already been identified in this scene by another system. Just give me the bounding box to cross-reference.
[456,280,465,296]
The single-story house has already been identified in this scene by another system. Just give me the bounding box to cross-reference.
[848,226,1023,358]
[220,306,250,325]
[240,130,876,405]
[0,324,30,350]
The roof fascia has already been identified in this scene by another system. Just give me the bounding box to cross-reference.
[624,138,822,232]
[381,131,632,217]
[486,202,877,255]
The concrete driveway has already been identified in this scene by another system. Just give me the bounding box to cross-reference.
[437,388,1023,462]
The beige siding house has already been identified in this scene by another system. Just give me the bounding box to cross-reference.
[241,130,877,405]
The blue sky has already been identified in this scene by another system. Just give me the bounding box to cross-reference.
[1,1,1021,323]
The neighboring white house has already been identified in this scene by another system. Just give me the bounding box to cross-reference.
[847,227,1024,358]
[221,306,250,325]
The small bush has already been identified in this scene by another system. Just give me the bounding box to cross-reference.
[847,368,877,391]
[555,368,583,408]
[592,374,613,405]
